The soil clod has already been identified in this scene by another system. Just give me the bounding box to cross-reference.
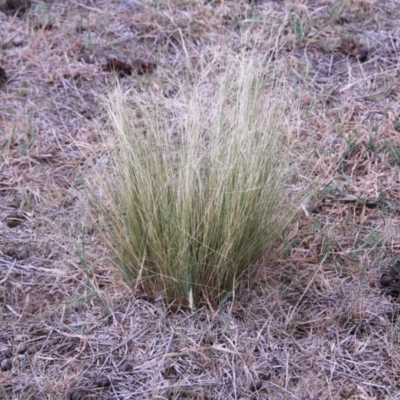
[4,213,25,228]
[1,358,13,371]
[3,348,13,358]
[66,389,84,400]
[3,247,29,260]
[104,58,156,76]
[16,343,28,354]
[94,375,111,388]
[379,262,400,297]
[0,0,31,16]
[310,204,323,214]
[356,47,369,62]
[120,362,133,372]
[250,380,263,392]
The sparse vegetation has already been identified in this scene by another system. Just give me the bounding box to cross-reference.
[1,0,400,398]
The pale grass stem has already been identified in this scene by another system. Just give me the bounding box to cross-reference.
[92,56,300,308]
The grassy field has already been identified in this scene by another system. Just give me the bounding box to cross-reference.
[1,0,400,399]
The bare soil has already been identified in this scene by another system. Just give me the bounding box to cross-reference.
[1,0,400,399]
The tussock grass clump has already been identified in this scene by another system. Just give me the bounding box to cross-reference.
[95,57,299,308]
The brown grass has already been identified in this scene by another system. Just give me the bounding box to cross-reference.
[1,0,400,399]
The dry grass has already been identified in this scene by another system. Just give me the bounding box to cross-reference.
[1,0,400,399]
[91,54,300,309]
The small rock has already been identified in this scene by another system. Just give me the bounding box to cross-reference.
[5,213,25,228]
[120,362,133,372]
[379,261,400,297]
[3,248,17,258]
[4,247,29,260]
[94,375,111,388]
[310,205,323,214]
[12,35,23,46]
[365,197,379,209]
[1,358,13,371]
[17,343,28,354]
[356,47,369,63]
[0,0,31,16]
[291,376,300,384]
[3,348,13,358]
[66,389,83,400]
[103,57,156,77]
[249,380,263,392]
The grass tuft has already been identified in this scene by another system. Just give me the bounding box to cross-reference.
[93,56,300,308]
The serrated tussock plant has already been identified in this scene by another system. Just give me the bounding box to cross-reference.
[93,56,300,308]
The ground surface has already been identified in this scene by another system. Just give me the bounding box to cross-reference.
[1,0,400,399]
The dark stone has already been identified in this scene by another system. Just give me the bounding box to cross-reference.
[379,261,400,298]
[250,380,263,392]
[356,47,369,63]
[17,343,28,354]
[0,0,31,17]
[0,358,12,371]
[120,362,133,372]
[5,213,25,228]
[3,348,13,358]
[66,389,83,400]
[94,375,111,388]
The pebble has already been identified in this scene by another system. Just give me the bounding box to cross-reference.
[1,358,13,371]
[17,343,28,354]
[120,362,133,372]
[356,47,369,62]
[66,389,83,400]
[249,380,263,392]
[12,35,23,46]
[4,348,13,358]
[94,375,111,388]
